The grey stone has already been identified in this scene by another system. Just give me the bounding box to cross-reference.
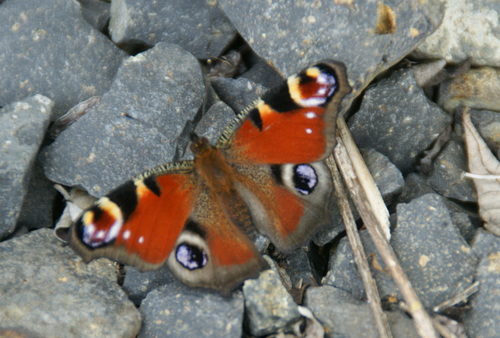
[413,0,500,67]
[194,101,237,149]
[0,95,53,239]
[471,228,500,259]
[397,173,478,242]
[426,141,476,203]
[0,0,125,116]
[218,0,444,101]
[304,286,419,338]
[325,194,477,311]
[392,194,477,309]
[463,230,500,337]
[110,0,236,59]
[40,43,204,197]
[396,173,437,204]
[0,229,141,337]
[210,76,267,115]
[313,188,346,247]
[240,58,284,90]
[438,67,500,113]
[349,68,452,174]
[15,161,58,231]
[412,59,447,87]
[449,211,477,243]
[122,265,178,306]
[77,0,111,32]
[469,109,500,155]
[139,284,244,338]
[282,247,317,290]
[243,269,301,336]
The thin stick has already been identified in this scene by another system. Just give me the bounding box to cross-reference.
[334,117,438,338]
[336,118,391,240]
[462,172,500,180]
[327,156,392,338]
[433,281,480,313]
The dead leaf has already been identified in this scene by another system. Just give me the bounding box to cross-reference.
[49,96,101,139]
[53,185,97,242]
[462,110,500,236]
[295,306,324,338]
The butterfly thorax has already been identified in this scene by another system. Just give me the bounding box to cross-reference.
[191,136,236,195]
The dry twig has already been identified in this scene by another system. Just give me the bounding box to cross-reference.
[333,117,438,338]
[326,156,392,338]
[433,281,480,313]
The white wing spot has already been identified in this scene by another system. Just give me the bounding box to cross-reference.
[123,230,131,240]
[96,230,105,240]
[306,111,317,119]
[305,128,313,134]
[138,236,145,244]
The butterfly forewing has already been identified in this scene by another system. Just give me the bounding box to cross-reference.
[69,164,195,270]
[219,61,351,164]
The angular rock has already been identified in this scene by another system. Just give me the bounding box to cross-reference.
[240,59,285,90]
[218,0,444,99]
[468,109,500,155]
[397,173,478,241]
[438,67,500,113]
[139,283,244,337]
[304,286,419,338]
[15,161,58,231]
[413,0,500,67]
[0,229,141,337]
[464,230,500,337]
[349,68,452,174]
[194,101,237,149]
[77,0,111,32]
[40,43,204,196]
[0,0,125,116]
[122,265,178,306]
[412,59,447,87]
[0,95,53,239]
[281,247,317,290]
[392,194,477,308]
[243,269,301,336]
[210,76,267,115]
[110,0,237,59]
[325,194,477,310]
[312,204,344,247]
[426,141,476,202]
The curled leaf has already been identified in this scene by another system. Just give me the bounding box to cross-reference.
[463,110,500,236]
[53,185,97,242]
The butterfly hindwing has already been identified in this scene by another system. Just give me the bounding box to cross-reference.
[230,161,333,252]
[166,186,267,292]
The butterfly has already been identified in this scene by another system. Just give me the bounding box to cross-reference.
[67,60,351,293]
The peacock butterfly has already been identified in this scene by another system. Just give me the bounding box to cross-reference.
[68,61,351,292]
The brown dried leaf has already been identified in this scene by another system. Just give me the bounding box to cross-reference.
[53,185,97,242]
[463,110,500,236]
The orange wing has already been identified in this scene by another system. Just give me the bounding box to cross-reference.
[219,61,351,164]
[68,163,195,270]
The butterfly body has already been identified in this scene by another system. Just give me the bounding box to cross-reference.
[68,61,351,292]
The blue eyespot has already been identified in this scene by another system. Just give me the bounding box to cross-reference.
[176,243,208,270]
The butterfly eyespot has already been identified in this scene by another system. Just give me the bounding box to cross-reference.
[176,243,209,270]
[79,207,123,248]
[293,164,318,195]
